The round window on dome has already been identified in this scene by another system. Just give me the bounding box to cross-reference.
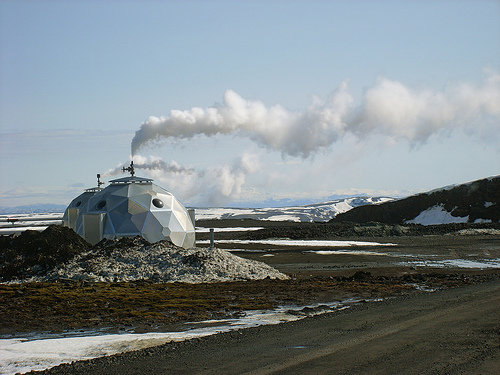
[152,198,164,208]
[75,201,81,207]
[96,200,106,210]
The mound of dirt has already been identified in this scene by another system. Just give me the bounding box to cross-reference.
[1,225,287,283]
[0,225,90,282]
[27,236,289,283]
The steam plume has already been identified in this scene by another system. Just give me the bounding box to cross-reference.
[131,71,500,157]
[102,155,195,177]
[103,154,259,206]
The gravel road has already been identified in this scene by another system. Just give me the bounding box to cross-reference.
[33,280,499,375]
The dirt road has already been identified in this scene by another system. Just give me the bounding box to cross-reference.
[35,280,499,375]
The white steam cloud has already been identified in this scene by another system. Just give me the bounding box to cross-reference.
[131,70,500,157]
[125,71,499,205]
[104,154,260,206]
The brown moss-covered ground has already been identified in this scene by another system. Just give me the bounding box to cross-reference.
[1,271,497,336]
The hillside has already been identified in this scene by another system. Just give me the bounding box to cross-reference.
[334,176,500,225]
[195,196,393,222]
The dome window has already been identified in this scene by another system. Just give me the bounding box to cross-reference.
[96,200,106,210]
[152,198,164,208]
[75,201,82,207]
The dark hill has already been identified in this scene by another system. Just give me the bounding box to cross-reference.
[0,225,90,281]
[334,176,500,225]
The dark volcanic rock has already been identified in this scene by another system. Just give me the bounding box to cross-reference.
[0,225,90,281]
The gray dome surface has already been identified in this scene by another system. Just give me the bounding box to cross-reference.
[64,176,195,248]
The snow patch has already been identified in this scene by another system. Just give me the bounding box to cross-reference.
[196,227,264,232]
[305,250,392,256]
[454,228,500,235]
[405,205,469,225]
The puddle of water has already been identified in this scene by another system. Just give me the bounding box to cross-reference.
[305,250,392,256]
[399,259,500,269]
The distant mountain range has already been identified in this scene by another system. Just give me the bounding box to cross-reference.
[335,176,499,225]
[195,197,393,222]
[0,204,67,215]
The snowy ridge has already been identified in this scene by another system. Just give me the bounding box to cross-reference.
[195,197,393,222]
[336,176,500,225]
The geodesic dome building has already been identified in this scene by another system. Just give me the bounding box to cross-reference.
[63,173,195,248]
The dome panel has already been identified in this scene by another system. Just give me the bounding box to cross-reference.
[127,199,148,215]
[130,193,155,210]
[168,214,186,233]
[169,231,186,247]
[127,183,151,197]
[109,201,128,216]
[106,194,127,211]
[173,211,192,231]
[109,185,130,197]
[86,194,104,211]
[152,193,174,210]
[172,198,187,219]
[108,202,131,232]
[171,199,194,231]
[102,217,116,236]
[161,227,172,237]
[114,213,141,234]
[150,210,172,228]
[108,200,147,235]
[183,232,196,249]
[142,215,165,243]
[130,210,148,232]
[151,184,172,195]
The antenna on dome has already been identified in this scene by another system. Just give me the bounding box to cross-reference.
[122,160,135,176]
[97,174,104,188]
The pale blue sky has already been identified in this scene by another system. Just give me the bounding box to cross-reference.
[1,0,499,208]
